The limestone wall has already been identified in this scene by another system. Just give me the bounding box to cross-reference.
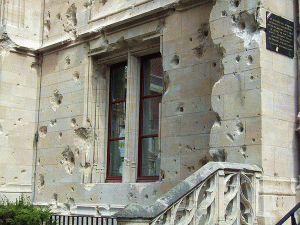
[0,52,39,200]
[0,0,298,223]
[33,0,221,216]
[209,0,298,223]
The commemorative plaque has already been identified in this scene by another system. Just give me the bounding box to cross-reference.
[266,11,294,57]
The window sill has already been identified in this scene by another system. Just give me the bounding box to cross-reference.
[136,176,159,183]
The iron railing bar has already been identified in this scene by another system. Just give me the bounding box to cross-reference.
[276,201,300,225]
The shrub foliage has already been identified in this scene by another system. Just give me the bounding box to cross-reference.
[0,195,54,225]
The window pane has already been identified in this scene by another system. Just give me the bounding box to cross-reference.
[141,137,160,176]
[109,140,125,176]
[111,64,127,101]
[142,97,161,135]
[143,57,163,96]
[110,102,126,139]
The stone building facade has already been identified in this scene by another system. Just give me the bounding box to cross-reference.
[0,0,299,224]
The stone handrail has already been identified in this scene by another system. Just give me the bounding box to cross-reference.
[115,162,262,225]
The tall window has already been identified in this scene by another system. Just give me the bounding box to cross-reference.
[106,62,127,182]
[105,53,163,182]
[138,53,163,181]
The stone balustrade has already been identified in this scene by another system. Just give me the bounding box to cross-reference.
[115,162,262,225]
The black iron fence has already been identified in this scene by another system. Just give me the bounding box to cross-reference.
[276,201,300,225]
[49,215,116,225]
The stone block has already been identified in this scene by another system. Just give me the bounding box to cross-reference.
[224,89,261,119]
[163,11,182,42]
[181,3,212,37]
[160,116,181,137]
[261,117,289,148]
[261,145,275,176]
[180,112,215,136]
[160,156,181,182]
[273,92,297,122]
[245,116,261,146]
[261,89,274,118]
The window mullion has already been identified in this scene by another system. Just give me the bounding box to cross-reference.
[122,53,140,183]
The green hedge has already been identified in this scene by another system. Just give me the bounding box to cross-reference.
[0,195,54,225]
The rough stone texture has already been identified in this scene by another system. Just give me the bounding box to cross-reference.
[0,0,298,224]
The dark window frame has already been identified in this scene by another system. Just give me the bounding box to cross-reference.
[106,61,127,183]
[137,53,162,182]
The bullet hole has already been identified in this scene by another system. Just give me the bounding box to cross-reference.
[213,62,217,67]
[44,20,51,32]
[193,45,205,58]
[209,149,226,162]
[50,118,57,127]
[39,126,47,138]
[128,193,137,201]
[179,107,184,112]
[236,115,240,118]
[216,46,226,58]
[217,95,221,100]
[50,90,63,111]
[226,133,234,142]
[250,76,254,80]
[14,177,18,180]
[231,0,240,8]
[59,132,62,138]
[38,174,45,192]
[173,159,176,163]
[221,10,227,17]
[53,193,58,201]
[170,55,180,68]
[236,122,244,134]
[71,187,74,192]
[56,13,61,20]
[160,170,165,180]
[240,145,246,158]
[74,127,91,140]
[71,118,77,126]
[73,71,79,82]
[234,0,240,7]
[65,56,71,66]
[60,146,75,174]
[238,22,246,30]
[189,37,192,42]
[90,198,93,201]
[144,194,149,199]
[247,55,253,65]
[175,171,178,174]
[252,138,256,142]
[235,55,241,63]
[187,166,195,172]
[0,123,3,135]
[231,15,237,22]
[21,169,26,173]
[185,145,192,151]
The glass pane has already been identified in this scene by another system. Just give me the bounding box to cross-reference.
[143,57,163,96]
[142,96,161,135]
[109,140,125,176]
[111,63,127,101]
[141,137,160,176]
[111,102,126,139]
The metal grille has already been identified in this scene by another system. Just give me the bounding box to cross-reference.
[48,215,116,225]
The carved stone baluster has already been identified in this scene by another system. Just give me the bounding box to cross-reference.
[217,169,226,225]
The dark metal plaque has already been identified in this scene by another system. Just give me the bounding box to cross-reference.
[266,11,294,57]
